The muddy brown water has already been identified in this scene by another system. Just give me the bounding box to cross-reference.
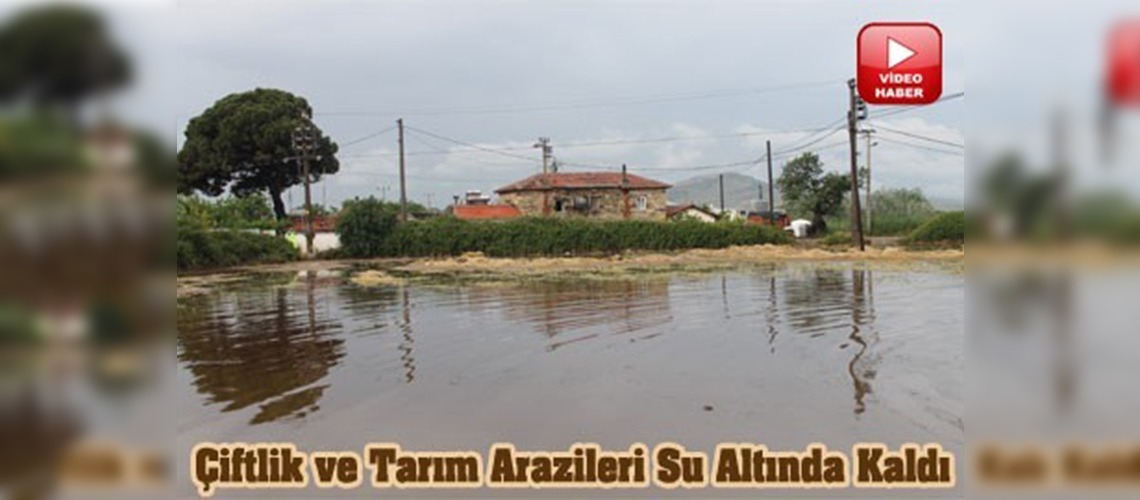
[176,263,963,497]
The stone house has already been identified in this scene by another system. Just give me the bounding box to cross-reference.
[495,170,671,220]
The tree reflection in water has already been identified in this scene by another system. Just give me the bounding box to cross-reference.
[177,271,345,424]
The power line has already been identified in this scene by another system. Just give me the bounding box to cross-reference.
[872,123,964,149]
[876,136,965,156]
[341,171,496,184]
[868,91,965,119]
[338,125,399,148]
[315,80,844,117]
[559,140,849,174]
[770,120,847,156]
[404,130,538,168]
[337,125,852,158]
[556,121,848,172]
[403,125,539,162]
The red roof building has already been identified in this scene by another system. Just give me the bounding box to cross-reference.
[494,171,671,220]
[496,172,671,193]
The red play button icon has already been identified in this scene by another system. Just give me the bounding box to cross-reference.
[857,23,942,105]
[1108,20,1140,106]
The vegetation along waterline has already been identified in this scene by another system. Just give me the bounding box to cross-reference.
[337,200,791,259]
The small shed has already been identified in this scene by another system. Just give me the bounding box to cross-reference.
[746,210,790,228]
[665,204,718,223]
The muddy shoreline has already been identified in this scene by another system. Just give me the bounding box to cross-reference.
[177,245,963,298]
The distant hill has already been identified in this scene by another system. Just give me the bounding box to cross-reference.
[668,172,781,212]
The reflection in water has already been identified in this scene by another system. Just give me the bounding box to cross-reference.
[177,264,960,448]
[766,274,778,353]
[465,280,672,351]
[847,269,876,416]
[398,286,415,383]
[780,268,880,416]
[177,271,345,424]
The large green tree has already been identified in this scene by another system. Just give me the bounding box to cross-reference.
[0,4,131,121]
[777,152,852,235]
[177,88,339,221]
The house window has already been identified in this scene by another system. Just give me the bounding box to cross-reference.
[635,195,648,211]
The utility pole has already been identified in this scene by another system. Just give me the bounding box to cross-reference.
[766,139,775,224]
[293,112,316,256]
[847,78,866,251]
[861,129,876,236]
[718,173,726,213]
[535,137,552,174]
[397,118,407,222]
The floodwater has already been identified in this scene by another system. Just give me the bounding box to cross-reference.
[176,263,963,497]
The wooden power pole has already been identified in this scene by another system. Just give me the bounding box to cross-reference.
[535,137,552,174]
[766,139,775,224]
[293,112,316,256]
[718,173,726,213]
[862,129,876,236]
[846,78,866,251]
[397,118,408,222]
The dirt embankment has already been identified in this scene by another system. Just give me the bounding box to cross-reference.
[177,245,964,296]
[394,244,962,277]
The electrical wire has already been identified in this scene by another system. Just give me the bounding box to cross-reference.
[404,131,538,168]
[868,91,965,119]
[770,120,847,157]
[559,140,849,174]
[403,125,539,162]
[872,124,964,149]
[338,125,399,148]
[876,136,965,156]
[338,124,853,159]
[316,80,844,117]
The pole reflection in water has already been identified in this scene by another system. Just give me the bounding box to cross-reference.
[766,272,778,354]
[398,286,415,384]
[846,269,877,416]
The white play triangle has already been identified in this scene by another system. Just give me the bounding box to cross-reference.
[887,37,916,69]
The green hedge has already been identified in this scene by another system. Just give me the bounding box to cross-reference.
[177,230,298,271]
[362,217,789,258]
[906,211,965,246]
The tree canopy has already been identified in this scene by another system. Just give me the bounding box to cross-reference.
[777,152,852,235]
[0,4,131,116]
[177,88,339,220]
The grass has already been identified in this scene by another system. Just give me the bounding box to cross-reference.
[905,211,965,248]
[825,212,938,237]
[177,230,299,272]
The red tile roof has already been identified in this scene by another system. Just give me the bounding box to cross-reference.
[453,204,523,220]
[495,172,671,193]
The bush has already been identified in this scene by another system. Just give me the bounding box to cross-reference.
[177,230,298,271]
[906,211,965,246]
[336,197,399,257]
[820,231,854,247]
[363,217,789,258]
[177,194,281,231]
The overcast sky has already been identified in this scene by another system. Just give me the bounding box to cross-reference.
[147,0,969,209]
[27,0,1139,208]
